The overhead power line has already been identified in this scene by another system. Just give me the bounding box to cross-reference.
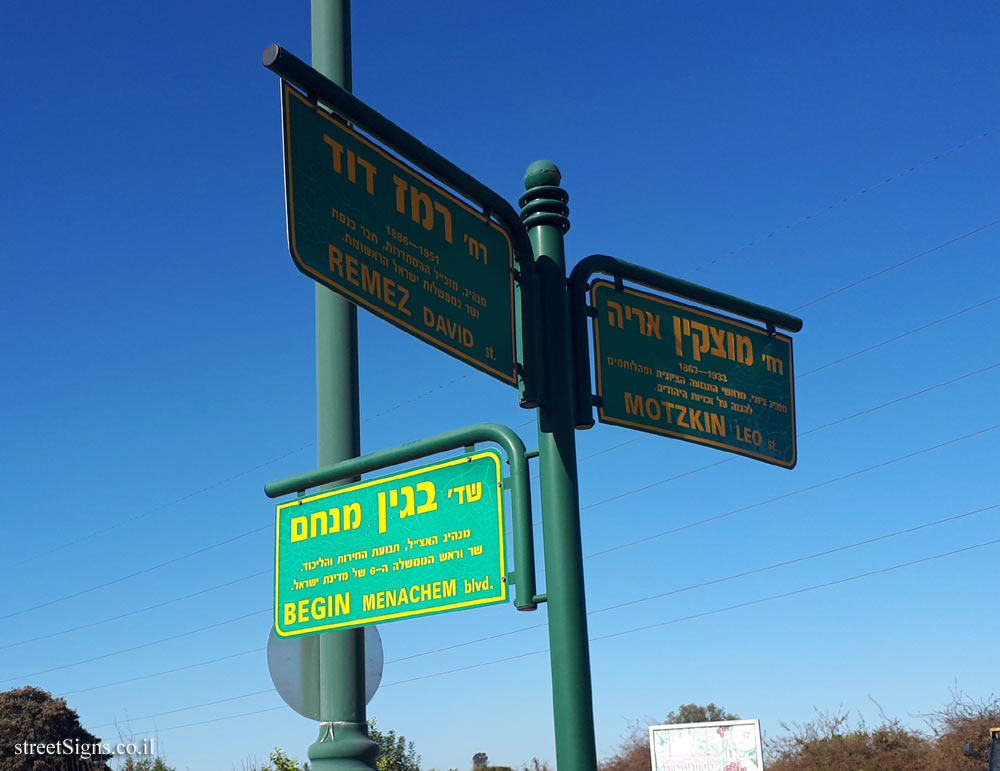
[9,444,312,568]
[692,125,1000,271]
[107,533,1000,736]
[0,570,270,651]
[88,688,275,731]
[9,222,991,628]
[0,608,270,684]
[384,501,998,666]
[589,503,999,616]
[12,364,994,675]
[579,360,999,510]
[25,421,993,688]
[800,362,999,435]
[77,498,997,709]
[121,705,288,737]
[0,526,272,623]
[589,537,1000,643]
[552,303,1000,482]
[9,366,996,677]
[383,536,1000,688]
[796,293,1000,378]
[62,648,260,697]
[9,377,475,568]
[792,216,1000,311]
[583,424,998,558]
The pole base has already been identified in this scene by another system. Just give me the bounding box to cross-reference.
[308,721,378,771]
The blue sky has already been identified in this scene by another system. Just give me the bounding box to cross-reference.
[2,1,998,770]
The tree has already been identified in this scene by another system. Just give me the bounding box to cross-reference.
[766,708,931,771]
[368,720,420,771]
[472,753,488,770]
[0,686,112,770]
[665,704,739,725]
[259,747,309,771]
[121,758,176,771]
[924,690,1000,771]
[232,749,309,771]
[599,703,740,771]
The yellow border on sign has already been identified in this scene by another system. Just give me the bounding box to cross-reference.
[281,83,518,386]
[274,450,507,635]
[590,279,797,469]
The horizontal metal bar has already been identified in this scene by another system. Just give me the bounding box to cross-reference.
[570,254,803,332]
[264,423,538,611]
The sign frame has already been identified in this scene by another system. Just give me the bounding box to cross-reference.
[274,449,508,637]
[590,279,797,468]
[281,82,518,386]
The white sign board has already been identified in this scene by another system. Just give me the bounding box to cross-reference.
[649,719,763,771]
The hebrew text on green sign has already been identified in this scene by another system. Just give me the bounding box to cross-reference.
[274,450,507,637]
[281,83,517,385]
[591,281,796,467]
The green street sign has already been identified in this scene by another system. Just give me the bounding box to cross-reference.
[590,280,796,468]
[281,82,517,386]
[274,450,508,637]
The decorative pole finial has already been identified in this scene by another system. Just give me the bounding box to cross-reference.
[519,160,570,234]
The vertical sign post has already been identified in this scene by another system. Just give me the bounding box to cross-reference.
[520,161,600,771]
[310,1,377,769]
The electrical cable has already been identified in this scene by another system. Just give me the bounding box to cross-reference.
[691,125,1000,271]
[0,608,270,684]
[380,536,1000,688]
[9,377,476,568]
[381,501,997,666]
[88,689,276,731]
[0,570,270,651]
[122,705,288,736]
[0,526,272,623]
[9,443,311,569]
[796,294,1000,378]
[588,503,998,616]
[589,537,1000,643]
[10,247,991,628]
[579,359,1000,512]
[12,376,995,678]
[62,649,261,697]
[8,192,997,724]
[583,424,998,558]
[531,361,1000,529]
[792,216,1000,311]
[73,497,994,706]
[541,292,1000,481]
[106,531,998,733]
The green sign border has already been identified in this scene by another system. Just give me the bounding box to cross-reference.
[591,280,797,468]
[274,450,508,636]
[281,83,518,386]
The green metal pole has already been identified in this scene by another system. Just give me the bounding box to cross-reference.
[520,161,598,771]
[309,1,377,769]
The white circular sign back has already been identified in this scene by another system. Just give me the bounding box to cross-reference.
[267,625,384,718]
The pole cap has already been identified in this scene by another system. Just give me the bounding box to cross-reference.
[524,160,562,190]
